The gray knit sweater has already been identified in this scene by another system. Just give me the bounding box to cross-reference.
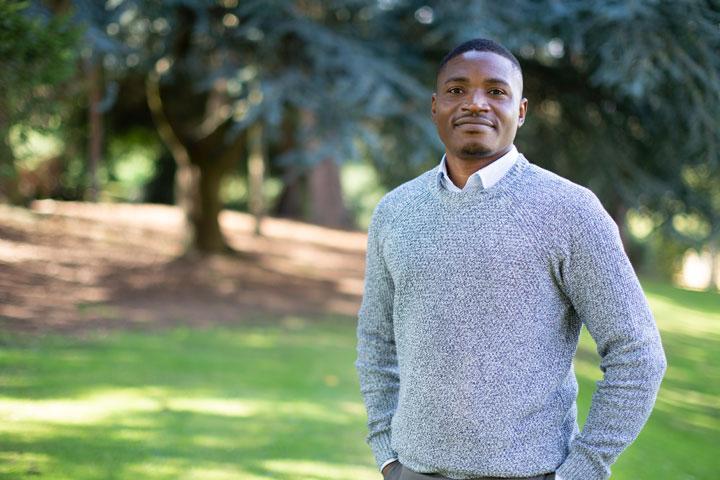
[355,155,666,480]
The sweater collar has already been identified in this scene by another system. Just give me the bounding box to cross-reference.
[431,154,530,203]
[437,145,519,192]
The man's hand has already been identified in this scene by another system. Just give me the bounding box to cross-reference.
[381,460,399,478]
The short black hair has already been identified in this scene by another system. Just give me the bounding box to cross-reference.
[438,38,522,76]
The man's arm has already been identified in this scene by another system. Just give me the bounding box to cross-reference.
[355,203,401,471]
[555,193,667,480]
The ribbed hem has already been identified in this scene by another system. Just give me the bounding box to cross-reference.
[555,447,609,480]
[369,430,397,470]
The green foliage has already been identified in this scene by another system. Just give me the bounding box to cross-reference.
[8,125,64,170]
[0,1,82,201]
[103,128,161,202]
[21,0,718,261]
[0,1,81,121]
[219,174,283,211]
[341,161,387,230]
[84,0,441,178]
[428,0,720,241]
[0,282,718,479]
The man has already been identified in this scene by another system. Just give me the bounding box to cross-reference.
[355,38,666,480]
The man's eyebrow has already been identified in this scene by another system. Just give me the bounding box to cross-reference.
[485,78,512,88]
[443,76,469,85]
[442,76,513,88]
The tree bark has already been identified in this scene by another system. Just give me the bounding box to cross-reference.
[272,112,304,219]
[85,58,103,202]
[0,139,21,205]
[191,159,226,251]
[277,108,352,228]
[611,201,628,250]
[0,96,23,204]
[308,156,352,229]
[274,169,305,219]
[247,122,265,235]
[146,70,242,254]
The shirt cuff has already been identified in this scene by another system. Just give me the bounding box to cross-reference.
[380,458,398,472]
[555,475,564,480]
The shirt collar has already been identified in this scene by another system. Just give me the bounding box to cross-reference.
[437,145,519,192]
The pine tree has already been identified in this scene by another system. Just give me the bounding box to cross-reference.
[83,0,436,251]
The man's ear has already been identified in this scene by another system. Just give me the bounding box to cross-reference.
[517,97,528,127]
[431,93,438,124]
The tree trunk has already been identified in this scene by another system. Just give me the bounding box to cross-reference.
[174,160,201,249]
[85,59,103,202]
[274,170,305,219]
[0,139,21,205]
[272,110,304,219]
[298,108,352,229]
[273,158,352,228]
[147,71,198,251]
[611,201,628,250]
[189,159,226,251]
[308,157,352,229]
[247,122,265,235]
[0,98,22,204]
[146,70,242,254]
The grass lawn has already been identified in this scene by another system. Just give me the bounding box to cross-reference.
[0,282,718,479]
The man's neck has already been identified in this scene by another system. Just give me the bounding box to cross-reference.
[445,146,513,189]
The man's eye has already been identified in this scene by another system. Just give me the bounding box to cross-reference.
[489,88,506,95]
[447,87,463,95]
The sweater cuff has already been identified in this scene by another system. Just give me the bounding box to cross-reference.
[555,445,609,480]
[369,430,397,471]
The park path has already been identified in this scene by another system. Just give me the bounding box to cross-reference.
[0,201,366,334]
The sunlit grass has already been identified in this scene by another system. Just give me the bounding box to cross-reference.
[0,282,718,479]
[573,281,719,480]
[0,321,375,480]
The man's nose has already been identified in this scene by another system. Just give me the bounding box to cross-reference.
[463,91,489,112]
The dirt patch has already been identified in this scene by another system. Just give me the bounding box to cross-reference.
[0,201,367,335]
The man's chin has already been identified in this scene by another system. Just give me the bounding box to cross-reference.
[459,144,492,159]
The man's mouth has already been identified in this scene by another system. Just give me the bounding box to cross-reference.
[453,117,495,128]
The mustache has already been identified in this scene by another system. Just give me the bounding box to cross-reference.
[453,114,495,127]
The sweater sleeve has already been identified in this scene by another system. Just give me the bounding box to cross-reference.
[555,192,667,480]
[355,202,400,470]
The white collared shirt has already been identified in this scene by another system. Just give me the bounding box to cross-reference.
[438,145,518,191]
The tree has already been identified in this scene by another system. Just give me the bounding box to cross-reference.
[378,0,720,251]
[89,0,437,251]
[0,1,80,204]
[36,0,719,266]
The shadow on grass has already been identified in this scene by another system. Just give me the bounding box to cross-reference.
[0,320,359,400]
[0,403,373,479]
[0,319,378,480]
[2,281,719,480]
[573,295,719,480]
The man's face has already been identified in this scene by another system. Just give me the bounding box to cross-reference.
[431,51,528,162]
